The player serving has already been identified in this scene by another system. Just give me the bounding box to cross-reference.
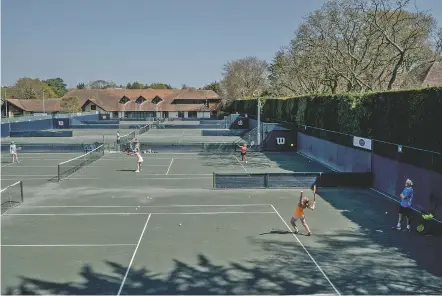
[290,190,316,236]
[127,141,143,173]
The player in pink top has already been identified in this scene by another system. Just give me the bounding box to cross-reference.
[127,146,143,172]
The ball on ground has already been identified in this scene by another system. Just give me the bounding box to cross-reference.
[179,223,182,226]
[385,212,388,214]
[291,144,294,147]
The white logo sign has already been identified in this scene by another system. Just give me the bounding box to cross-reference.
[276,137,285,145]
[58,121,64,126]
[238,120,243,126]
[353,136,372,151]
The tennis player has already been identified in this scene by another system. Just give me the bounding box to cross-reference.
[393,178,414,231]
[127,146,143,172]
[9,141,19,163]
[290,190,316,236]
[239,143,248,163]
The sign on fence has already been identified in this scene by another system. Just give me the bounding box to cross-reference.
[353,136,372,151]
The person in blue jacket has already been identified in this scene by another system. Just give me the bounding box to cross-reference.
[394,179,414,231]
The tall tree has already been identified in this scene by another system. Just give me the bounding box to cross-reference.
[201,81,221,94]
[358,0,437,89]
[8,78,57,99]
[148,83,172,89]
[268,0,440,95]
[220,57,269,102]
[60,96,82,112]
[87,80,117,89]
[127,81,145,89]
[43,78,67,97]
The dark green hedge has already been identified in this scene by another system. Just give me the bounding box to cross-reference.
[224,87,442,152]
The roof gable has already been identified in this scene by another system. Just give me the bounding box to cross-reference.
[136,96,147,104]
[151,96,162,104]
[119,96,130,104]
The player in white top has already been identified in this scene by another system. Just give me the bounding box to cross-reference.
[127,146,143,172]
[9,141,19,163]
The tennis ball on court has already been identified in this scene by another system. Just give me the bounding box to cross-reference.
[291,144,294,147]
[385,212,388,214]
[179,223,182,226]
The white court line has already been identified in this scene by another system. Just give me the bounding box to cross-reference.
[3,211,275,216]
[166,158,174,175]
[0,176,213,181]
[297,152,442,225]
[117,214,151,295]
[1,163,17,168]
[270,205,341,295]
[1,244,136,247]
[20,204,272,208]
[2,164,170,168]
[1,174,55,177]
[2,158,82,161]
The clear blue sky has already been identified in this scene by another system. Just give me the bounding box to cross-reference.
[1,0,442,89]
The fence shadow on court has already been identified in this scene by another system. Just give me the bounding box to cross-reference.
[250,232,442,295]
[262,152,335,173]
[314,188,442,277]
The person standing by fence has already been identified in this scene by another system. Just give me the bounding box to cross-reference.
[394,179,414,231]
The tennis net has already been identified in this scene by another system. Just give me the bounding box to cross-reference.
[1,181,24,211]
[120,131,135,143]
[213,172,373,189]
[58,144,105,181]
[138,124,150,135]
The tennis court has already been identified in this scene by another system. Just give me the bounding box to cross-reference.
[2,148,442,295]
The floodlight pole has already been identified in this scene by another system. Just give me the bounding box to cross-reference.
[4,87,8,119]
[257,97,261,146]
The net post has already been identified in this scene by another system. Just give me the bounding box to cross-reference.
[58,165,60,182]
[264,174,269,188]
[213,172,215,189]
[20,180,24,202]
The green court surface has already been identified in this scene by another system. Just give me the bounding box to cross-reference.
[1,150,442,295]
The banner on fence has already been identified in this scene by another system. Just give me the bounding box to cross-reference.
[353,136,372,151]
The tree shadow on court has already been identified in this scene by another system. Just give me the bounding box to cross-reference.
[5,228,442,295]
[5,252,333,295]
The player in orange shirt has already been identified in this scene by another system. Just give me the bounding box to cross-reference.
[239,143,248,163]
[290,190,316,236]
